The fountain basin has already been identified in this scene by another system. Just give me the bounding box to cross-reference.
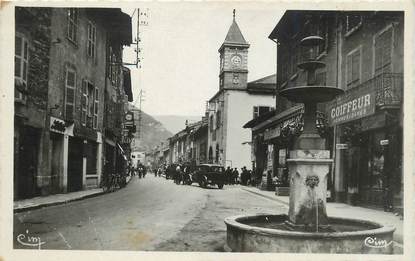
[225,214,395,254]
[280,86,343,103]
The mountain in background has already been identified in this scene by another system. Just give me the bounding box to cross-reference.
[129,105,173,152]
[153,115,202,134]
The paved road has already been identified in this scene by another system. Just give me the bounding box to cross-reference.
[14,174,287,251]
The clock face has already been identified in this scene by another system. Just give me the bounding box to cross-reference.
[231,55,242,67]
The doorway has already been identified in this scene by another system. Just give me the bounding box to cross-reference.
[67,137,83,192]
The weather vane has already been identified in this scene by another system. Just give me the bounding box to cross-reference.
[233,9,236,19]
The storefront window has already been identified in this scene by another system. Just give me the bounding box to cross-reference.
[278,149,287,167]
[367,131,385,189]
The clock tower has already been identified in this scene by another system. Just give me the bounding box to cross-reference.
[219,10,250,90]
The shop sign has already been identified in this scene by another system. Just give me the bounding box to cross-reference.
[336,143,348,150]
[122,136,132,144]
[50,116,66,134]
[380,139,389,146]
[264,126,281,141]
[124,111,134,127]
[282,113,303,128]
[327,85,376,126]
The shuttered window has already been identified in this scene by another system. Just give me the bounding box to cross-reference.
[87,21,96,59]
[93,87,99,129]
[346,47,361,89]
[65,68,76,120]
[374,26,393,76]
[67,8,78,43]
[15,34,29,100]
[81,80,88,125]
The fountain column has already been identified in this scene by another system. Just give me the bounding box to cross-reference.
[281,36,341,231]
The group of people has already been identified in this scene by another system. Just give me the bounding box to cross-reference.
[127,161,147,178]
[224,166,254,186]
[170,164,193,185]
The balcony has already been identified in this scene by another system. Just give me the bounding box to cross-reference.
[352,72,403,109]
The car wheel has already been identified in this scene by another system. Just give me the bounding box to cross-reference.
[217,183,224,189]
[200,176,208,188]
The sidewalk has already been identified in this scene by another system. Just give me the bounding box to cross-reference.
[241,186,404,250]
[14,176,132,213]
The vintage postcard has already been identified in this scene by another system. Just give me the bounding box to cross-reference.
[0,0,414,260]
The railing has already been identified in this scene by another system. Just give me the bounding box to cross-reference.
[358,72,403,108]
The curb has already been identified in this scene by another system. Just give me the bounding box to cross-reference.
[14,190,106,213]
[241,187,289,206]
[14,175,136,213]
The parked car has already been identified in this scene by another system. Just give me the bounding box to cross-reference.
[166,164,178,180]
[192,164,226,189]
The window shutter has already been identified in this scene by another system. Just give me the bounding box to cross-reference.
[93,87,99,129]
[81,79,87,125]
[65,87,75,120]
[352,51,360,83]
[382,28,392,73]
[375,27,393,75]
[346,54,352,85]
[65,69,76,121]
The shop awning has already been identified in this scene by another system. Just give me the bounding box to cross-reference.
[252,105,304,132]
[117,143,128,160]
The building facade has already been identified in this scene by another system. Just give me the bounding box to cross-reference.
[207,14,275,170]
[14,7,132,199]
[247,10,403,210]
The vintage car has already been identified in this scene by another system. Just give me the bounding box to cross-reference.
[192,164,226,189]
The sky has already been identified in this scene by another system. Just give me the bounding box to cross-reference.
[122,3,284,117]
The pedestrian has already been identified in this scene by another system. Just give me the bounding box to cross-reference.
[241,167,248,185]
[247,169,252,186]
[225,166,232,185]
[175,164,181,184]
[232,168,239,184]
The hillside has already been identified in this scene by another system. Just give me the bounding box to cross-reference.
[129,105,173,152]
[153,115,202,134]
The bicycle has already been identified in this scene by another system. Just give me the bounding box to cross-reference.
[101,173,116,193]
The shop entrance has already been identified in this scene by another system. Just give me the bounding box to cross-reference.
[67,137,83,192]
[50,132,63,194]
[15,126,41,199]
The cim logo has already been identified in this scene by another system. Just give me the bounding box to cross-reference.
[364,237,393,248]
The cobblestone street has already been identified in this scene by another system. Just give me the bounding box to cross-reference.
[14,175,287,251]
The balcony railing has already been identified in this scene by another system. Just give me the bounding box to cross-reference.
[360,72,403,108]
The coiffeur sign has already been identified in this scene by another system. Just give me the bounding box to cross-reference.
[327,84,376,126]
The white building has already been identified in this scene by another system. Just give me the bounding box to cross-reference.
[207,13,275,170]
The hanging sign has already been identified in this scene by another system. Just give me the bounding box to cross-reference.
[336,143,348,150]
[124,112,134,127]
[380,139,389,146]
[327,85,376,126]
[50,116,66,134]
[264,126,281,141]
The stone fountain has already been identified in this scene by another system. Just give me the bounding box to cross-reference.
[224,36,395,254]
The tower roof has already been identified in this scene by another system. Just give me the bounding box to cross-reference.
[224,19,247,44]
[219,10,250,51]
